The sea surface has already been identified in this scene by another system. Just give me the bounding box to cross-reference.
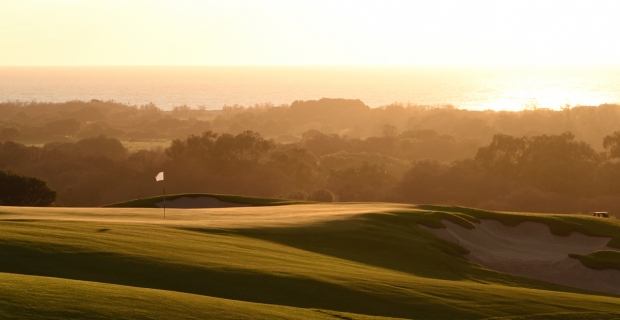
[1,66,620,111]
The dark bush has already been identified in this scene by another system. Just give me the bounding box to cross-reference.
[0,170,57,206]
[74,135,128,159]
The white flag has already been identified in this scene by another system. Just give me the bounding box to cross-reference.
[156,172,164,181]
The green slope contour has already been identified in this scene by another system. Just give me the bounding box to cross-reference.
[1,204,620,319]
[0,272,403,320]
[103,193,307,208]
[485,311,620,320]
[569,250,620,271]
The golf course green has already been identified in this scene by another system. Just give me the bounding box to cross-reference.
[1,195,620,319]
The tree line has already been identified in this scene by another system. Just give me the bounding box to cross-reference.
[2,98,620,212]
[2,125,620,214]
[3,98,620,158]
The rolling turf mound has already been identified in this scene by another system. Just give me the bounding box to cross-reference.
[0,272,402,320]
[104,193,306,208]
[1,201,620,319]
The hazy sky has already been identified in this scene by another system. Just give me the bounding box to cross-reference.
[1,0,619,66]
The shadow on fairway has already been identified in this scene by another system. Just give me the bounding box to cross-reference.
[226,211,605,294]
[0,243,448,319]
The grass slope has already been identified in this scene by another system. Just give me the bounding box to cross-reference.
[569,250,620,271]
[486,312,620,320]
[0,272,403,320]
[1,203,620,318]
[103,193,306,208]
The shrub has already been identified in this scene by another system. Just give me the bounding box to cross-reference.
[0,170,57,206]
[74,135,128,159]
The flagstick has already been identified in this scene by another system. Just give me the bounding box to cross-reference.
[163,178,166,219]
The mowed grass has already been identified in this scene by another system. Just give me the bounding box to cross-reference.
[1,202,620,319]
[121,140,171,153]
[0,272,403,320]
[569,250,620,271]
[103,193,307,208]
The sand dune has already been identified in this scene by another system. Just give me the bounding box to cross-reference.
[421,219,620,295]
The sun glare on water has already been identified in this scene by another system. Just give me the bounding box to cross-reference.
[1,1,620,109]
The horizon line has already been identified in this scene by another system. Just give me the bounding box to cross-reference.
[2,64,620,68]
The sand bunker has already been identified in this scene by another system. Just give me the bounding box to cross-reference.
[421,219,620,295]
[155,196,250,209]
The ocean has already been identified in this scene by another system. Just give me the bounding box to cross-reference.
[1,66,620,111]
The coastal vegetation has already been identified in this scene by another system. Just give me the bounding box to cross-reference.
[2,98,620,215]
[0,170,57,206]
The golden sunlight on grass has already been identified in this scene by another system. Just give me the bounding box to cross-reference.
[2,202,620,318]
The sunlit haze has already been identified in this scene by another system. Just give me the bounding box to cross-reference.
[2,0,620,66]
[4,2,620,317]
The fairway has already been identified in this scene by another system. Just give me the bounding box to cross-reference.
[1,201,620,319]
